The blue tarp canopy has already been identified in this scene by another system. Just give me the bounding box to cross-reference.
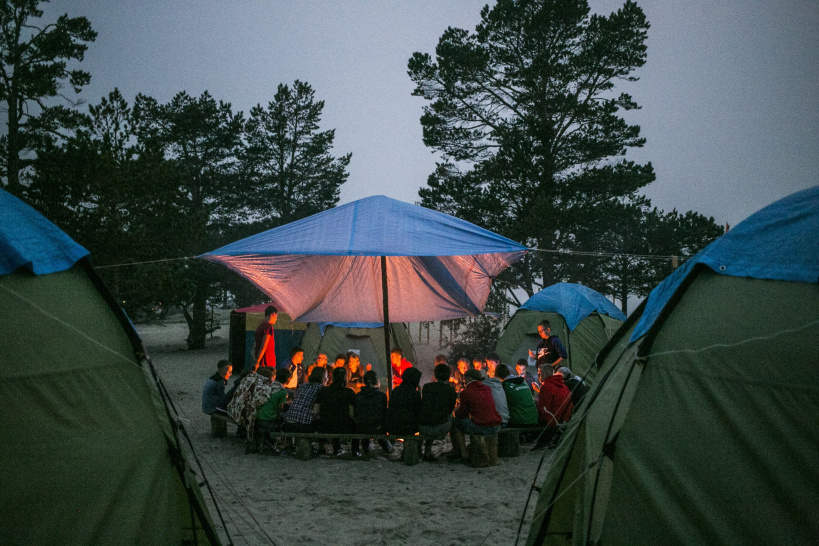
[633,185,819,341]
[202,195,527,323]
[0,189,88,276]
[520,282,626,331]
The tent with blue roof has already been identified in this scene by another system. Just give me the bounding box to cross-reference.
[495,283,626,379]
[202,195,527,389]
[0,189,222,544]
[526,186,819,545]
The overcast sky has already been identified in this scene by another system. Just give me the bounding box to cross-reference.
[44,0,818,229]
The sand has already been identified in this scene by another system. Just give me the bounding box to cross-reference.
[136,319,550,546]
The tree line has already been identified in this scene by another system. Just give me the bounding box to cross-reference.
[1,0,722,352]
[1,2,350,348]
[409,0,723,317]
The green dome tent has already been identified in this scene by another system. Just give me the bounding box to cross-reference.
[527,186,819,545]
[300,321,418,387]
[227,303,417,387]
[0,189,223,544]
[495,283,625,380]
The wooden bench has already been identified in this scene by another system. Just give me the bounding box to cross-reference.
[256,432,427,466]
[498,426,549,457]
[209,413,239,438]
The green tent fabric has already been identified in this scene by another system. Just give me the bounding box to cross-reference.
[0,188,221,544]
[1,265,222,544]
[300,322,417,387]
[526,186,819,545]
[527,272,819,544]
[495,310,622,381]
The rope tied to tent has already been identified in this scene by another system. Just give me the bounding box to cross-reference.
[0,283,136,366]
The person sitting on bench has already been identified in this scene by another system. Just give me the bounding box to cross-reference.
[353,370,392,456]
[314,367,356,457]
[450,369,502,462]
[253,368,291,453]
[202,359,238,416]
[419,363,457,461]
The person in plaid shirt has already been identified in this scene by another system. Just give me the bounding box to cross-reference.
[282,366,325,432]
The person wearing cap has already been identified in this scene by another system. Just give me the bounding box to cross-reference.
[558,366,589,410]
[449,368,502,461]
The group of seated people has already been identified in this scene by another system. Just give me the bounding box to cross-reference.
[201,343,589,459]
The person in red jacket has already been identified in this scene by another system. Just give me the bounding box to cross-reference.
[390,347,413,387]
[449,369,502,461]
[535,364,573,449]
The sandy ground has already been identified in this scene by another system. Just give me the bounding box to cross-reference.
[136,319,552,546]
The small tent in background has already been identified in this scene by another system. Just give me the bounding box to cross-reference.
[527,186,819,545]
[0,189,222,544]
[300,322,418,387]
[495,283,625,379]
[229,303,309,372]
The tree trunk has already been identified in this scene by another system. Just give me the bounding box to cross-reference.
[6,94,21,194]
[187,280,209,350]
[619,258,629,315]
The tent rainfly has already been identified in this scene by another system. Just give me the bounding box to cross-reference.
[494,283,625,380]
[526,185,819,545]
[0,188,222,544]
[202,195,527,389]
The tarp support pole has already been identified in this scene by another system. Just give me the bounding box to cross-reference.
[381,255,392,392]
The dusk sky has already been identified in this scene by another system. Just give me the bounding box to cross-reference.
[44,1,818,230]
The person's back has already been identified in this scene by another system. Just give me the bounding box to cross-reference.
[456,375,503,428]
[560,367,589,410]
[537,367,573,427]
[388,367,422,434]
[315,367,356,456]
[483,375,509,426]
[316,375,356,429]
[283,366,325,429]
[418,364,458,461]
[353,370,392,455]
[356,384,388,429]
[496,364,538,426]
[227,369,273,428]
[419,380,457,427]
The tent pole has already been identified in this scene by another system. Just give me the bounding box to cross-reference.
[381,256,392,392]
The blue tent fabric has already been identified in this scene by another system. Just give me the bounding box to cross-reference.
[202,196,527,323]
[632,185,819,341]
[317,322,383,335]
[203,195,527,257]
[0,189,89,276]
[519,282,626,331]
